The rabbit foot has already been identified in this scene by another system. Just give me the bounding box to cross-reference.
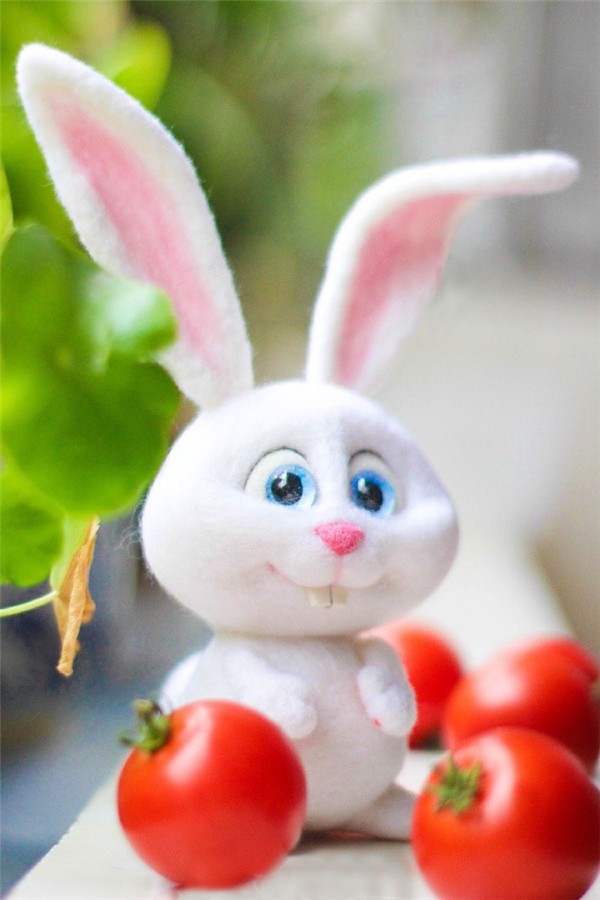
[340,784,415,840]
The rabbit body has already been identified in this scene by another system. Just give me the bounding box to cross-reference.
[17,42,579,841]
[142,380,456,835]
[163,633,413,833]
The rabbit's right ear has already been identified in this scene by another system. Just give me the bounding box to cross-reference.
[17,44,253,408]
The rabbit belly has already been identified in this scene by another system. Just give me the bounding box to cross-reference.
[165,636,407,830]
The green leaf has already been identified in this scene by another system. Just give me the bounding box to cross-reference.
[0,466,64,586]
[81,271,177,360]
[1,226,180,516]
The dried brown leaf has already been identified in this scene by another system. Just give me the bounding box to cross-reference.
[53,518,99,676]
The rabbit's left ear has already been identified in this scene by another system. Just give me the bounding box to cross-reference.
[17,44,253,408]
[306,153,578,392]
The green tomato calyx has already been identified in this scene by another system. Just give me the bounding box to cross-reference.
[121,699,172,754]
[428,756,482,814]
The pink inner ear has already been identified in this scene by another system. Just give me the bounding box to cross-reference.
[54,100,221,372]
[337,193,470,386]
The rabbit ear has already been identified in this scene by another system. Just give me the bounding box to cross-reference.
[306,153,578,392]
[17,44,253,408]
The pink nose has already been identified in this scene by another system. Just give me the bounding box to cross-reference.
[314,521,365,556]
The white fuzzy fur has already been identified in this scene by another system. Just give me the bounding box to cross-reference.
[142,381,459,638]
[306,154,579,391]
[140,380,449,835]
[17,44,253,408]
[17,43,579,839]
[161,632,415,833]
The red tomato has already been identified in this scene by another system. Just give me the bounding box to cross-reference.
[412,727,600,900]
[369,621,464,747]
[117,699,306,889]
[443,636,600,771]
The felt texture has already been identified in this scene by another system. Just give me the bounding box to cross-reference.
[141,381,459,639]
[143,380,454,836]
[306,154,579,392]
[314,521,365,556]
[17,44,253,408]
[18,42,579,839]
[160,633,414,833]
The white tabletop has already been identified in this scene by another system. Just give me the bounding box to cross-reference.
[7,752,440,900]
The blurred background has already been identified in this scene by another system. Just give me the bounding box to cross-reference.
[1,1,598,894]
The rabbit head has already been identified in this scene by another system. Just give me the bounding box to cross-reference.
[17,45,579,637]
[140,378,459,636]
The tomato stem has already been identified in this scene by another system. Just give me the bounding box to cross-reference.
[120,699,172,753]
[428,756,482,814]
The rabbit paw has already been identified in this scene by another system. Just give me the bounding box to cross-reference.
[269,687,318,740]
[357,664,416,737]
[239,675,317,740]
[223,646,317,740]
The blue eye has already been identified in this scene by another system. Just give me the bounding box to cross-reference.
[266,464,317,508]
[350,469,396,516]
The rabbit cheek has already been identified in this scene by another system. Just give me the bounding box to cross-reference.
[381,502,459,611]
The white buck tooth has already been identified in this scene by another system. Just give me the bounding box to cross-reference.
[307,586,347,608]
[331,586,348,607]
[308,587,332,608]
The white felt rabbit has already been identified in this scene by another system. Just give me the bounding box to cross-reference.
[18,44,578,839]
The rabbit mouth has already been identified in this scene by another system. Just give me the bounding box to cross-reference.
[266,563,350,609]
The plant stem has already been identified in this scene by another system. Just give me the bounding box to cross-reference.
[0,590,58,618]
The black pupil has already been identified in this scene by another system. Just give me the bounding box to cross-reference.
[356,476,383,512]
[271,471,303,505]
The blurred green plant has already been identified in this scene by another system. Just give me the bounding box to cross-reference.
[0,0,390,670]
[0,225,178,665]
[1,0,178,670]
[1,0,172,243]
[2,226,178,524]
[130,0,391,350]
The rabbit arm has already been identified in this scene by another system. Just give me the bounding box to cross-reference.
[17,44,253,408]
[355,637,416,738]
[222,645,317,740]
